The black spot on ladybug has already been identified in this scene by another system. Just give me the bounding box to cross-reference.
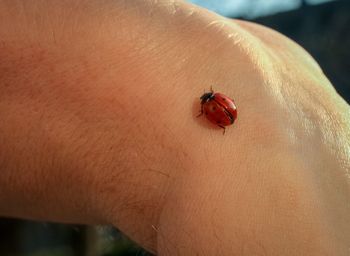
[217,120,221,124]
[222,98,226,101]
[205,111,208,115]
[213,106,217,111]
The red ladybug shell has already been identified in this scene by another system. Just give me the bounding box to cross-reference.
[199,91,237,132]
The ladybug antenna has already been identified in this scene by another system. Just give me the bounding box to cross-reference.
[210,85,214,93]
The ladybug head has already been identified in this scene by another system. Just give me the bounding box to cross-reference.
[200,92,214,104]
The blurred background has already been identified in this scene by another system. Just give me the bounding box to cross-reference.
[1,0,349,255]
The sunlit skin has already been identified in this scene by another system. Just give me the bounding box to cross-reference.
[0,0,349,255]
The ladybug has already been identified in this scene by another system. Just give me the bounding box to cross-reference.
[197,88,237,134]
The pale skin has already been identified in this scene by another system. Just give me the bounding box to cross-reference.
[0,0,349,255]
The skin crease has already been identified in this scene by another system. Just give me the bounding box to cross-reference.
[0,0,349,255]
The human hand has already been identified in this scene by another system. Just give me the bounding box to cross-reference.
[0,1,349,255]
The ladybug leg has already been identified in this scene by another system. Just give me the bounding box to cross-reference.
[196,104,204,117]
[197,112,203,117]
[218,125,226,134]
